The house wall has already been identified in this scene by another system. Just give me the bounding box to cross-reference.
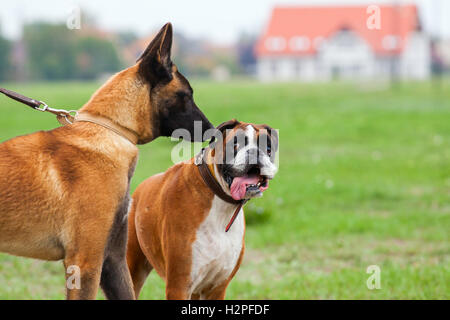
[256,31,431,82]
[317,30,375,80]
[257,30,376,82]
[256,56,317,82]
[399,32,430,80]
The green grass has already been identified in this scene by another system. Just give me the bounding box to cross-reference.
[0,79,449,299]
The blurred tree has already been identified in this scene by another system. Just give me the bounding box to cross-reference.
[0,28,11,81]
[212,50,239,75]
[116,31,138,48]
[23,23,77,80]
[75,37,122,80]
[236,32,257,75]
[22,22,122,81]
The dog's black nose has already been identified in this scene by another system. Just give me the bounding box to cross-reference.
[246,163,261,175]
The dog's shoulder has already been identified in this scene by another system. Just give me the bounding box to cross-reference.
[135,160,191,196]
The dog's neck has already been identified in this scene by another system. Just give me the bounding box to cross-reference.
[199,148,245,233]
[203,148,234,200]
[79,65,156,144]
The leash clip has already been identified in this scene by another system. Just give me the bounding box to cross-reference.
[34,101,48,112]
[38,101,78,125]
[194,147,206,166]
[55,109,78,125]
[33,100,77,125]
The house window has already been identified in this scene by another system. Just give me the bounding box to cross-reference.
[383,35,401,50]
[335,30,356,47]
[314,37,324,49]
[265,37,286,51]
[294,60,301,77]
[350,65,362,75]
[270,60,278,76]
[289,36,310,51]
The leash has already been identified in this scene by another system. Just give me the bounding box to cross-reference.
[0,87,138,144]
[196,148,248,232]
[0,87,77,125]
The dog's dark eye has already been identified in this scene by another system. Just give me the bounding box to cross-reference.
[232,136,239,157]
[267,144,272,156]
[176,91,190,101]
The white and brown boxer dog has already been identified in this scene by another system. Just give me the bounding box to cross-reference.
[127,119,278,299]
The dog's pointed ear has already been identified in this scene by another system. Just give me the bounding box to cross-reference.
[210,119,239,146]
[137,22,173,86]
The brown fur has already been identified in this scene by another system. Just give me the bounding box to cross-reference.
[127,121,275,300]
[0,79,140,299]
[0,23,212,300]
[127,157,240,299]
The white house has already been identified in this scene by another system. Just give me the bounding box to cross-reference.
[255,4,430,82]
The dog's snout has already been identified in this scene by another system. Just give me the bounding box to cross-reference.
[247,148,258,165]
[248,148,258,157]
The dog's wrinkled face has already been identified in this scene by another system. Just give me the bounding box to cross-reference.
[213,119,278,200]
[138,23,213,142]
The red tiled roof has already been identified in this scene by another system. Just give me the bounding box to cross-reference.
[255,5,420,56]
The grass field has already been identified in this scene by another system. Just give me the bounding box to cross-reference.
[0,79,449,299]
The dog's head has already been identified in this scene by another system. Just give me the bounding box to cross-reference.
[137,23,213,142]
[211,119,278,200]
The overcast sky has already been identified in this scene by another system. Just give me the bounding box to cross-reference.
[0,0,448,44]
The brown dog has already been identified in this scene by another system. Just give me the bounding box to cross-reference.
[0,23,213,300]
[127,120,278,299]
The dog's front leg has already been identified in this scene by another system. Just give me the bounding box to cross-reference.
[63,250,104,300]
[100,254,135,300]
[166,286,190,300]
[165,262,192,300]
[204,283,228,300]
[100,196,135,300]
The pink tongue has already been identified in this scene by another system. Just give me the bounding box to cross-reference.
[230,175,260,200]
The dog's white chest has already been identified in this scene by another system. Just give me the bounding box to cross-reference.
[189,196,244,297]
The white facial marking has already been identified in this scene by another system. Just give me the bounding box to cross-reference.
[246,125,257,146]
[259,154,278,177]
[232,125,278,178]
[234,125,257,168]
